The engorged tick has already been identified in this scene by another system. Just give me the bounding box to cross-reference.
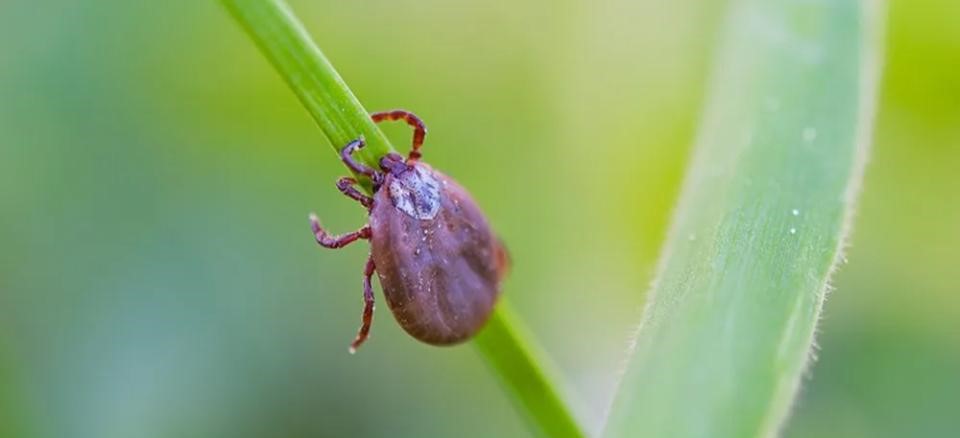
[309,110,509,353]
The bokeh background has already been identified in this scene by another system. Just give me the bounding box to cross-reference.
[0,1,957,437]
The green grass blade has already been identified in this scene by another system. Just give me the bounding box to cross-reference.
[603,1,884,437]
[474,301,588,438]
[220,1,587,437]
[221,0,394,178]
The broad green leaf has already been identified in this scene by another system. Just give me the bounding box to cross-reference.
[604,1,884,437]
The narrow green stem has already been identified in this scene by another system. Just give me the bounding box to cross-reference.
[474,301,588,438]
[220,1,587,437]
[222,0,393,186]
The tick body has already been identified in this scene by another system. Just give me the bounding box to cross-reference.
[310,110,508,352]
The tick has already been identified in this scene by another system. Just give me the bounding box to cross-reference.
[309,110,509,353]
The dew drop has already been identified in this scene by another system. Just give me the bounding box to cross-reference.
[792,209,800,216]
[789,227,797,235]
[802,127,818,142]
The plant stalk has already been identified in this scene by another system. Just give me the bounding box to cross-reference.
[220,1,587,437]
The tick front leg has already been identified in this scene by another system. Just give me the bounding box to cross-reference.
[336,177,373,209]
[349,255,377,353]
[309,213,371,249]
[340,138,382,185]
[371,110,427,164]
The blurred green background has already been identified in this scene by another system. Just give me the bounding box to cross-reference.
[0,1,956,437]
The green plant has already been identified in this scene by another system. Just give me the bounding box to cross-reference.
[220,0,883,437]
[604,0,884,437]
[220,1,585,437]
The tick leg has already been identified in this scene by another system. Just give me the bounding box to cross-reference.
[336,177,373,209]
[349,255,377,353]
[309,213,371,249]
[340,138,381,183]
[371,110,427,164]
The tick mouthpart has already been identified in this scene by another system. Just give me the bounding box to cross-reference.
[379,152,411,175]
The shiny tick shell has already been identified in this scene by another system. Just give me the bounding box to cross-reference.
[370,162,506,345]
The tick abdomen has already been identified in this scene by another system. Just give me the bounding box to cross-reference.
[370,164,503,345]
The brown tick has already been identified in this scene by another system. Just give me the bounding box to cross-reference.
[309,110,509,353]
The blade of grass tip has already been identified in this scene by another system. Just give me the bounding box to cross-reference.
[603,0,884,437]
[220,1,588,437]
